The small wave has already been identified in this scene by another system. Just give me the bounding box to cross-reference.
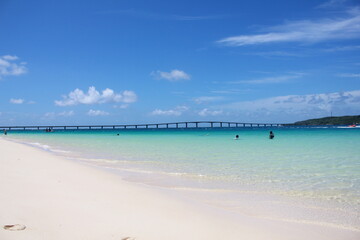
[29,142,51,151]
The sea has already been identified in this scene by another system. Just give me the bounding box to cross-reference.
[4,126,360,231]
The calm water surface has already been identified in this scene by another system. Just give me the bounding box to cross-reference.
[5,127,360,230]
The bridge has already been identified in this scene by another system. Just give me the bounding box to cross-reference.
[0,121,285,131]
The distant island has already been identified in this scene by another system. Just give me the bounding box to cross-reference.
[290,115,360,126]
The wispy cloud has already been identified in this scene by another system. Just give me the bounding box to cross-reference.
[58,111,75,117]
[87,109,109,116]
[322,45,360,52]
[151,69,190,82]
[198,108,223,117]
[44,111,74,118]
[220,90,360,121]
[97,9,224,21]
[0,55,27,79]
[193,96,224,104]
[249,51,305,57]
[338,73,360,77]
[55,86,137,106]
[210,89,252,94]
[229,75,302,84]
[113,104,129,109]
[217,7,360,46]
[316,0,347,9]
[9,98,24,104]
[151,106,189,116]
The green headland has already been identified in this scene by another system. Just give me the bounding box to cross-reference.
[290,115,360,126]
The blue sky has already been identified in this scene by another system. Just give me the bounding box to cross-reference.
[0,0,359,125]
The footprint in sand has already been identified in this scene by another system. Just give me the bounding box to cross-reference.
[3,224,26,231]
[122,237,135,240]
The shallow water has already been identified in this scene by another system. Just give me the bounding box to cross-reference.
[5,127,360,231]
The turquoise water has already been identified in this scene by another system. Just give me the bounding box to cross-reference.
[5,127,360,230]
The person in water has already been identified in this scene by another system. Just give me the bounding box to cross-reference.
[3,129,7,135]
[269,131,274,139]
[235,134,239,139]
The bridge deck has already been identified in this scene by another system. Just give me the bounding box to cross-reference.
[0,121,285,131]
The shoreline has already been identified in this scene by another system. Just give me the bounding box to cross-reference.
[0,137,359,239]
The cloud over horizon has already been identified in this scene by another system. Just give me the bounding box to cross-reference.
[151,106,189,116]
[55,86,137,106]
[198,108,223,117]
[220,90,360,121]
[87,109,110,116]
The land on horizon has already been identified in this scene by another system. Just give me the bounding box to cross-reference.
[291,115,360,126]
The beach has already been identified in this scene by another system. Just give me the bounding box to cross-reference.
[0,136,359,240]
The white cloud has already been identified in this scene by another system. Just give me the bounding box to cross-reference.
[323,45,360,52]
[44,111,74,118]
[338,73,360,77]
[2,55,19,60]
[217,7,360,46]
[317,0,347,9]
[151,106,189,116]
[221,90,360,120]
[58,111,74,117]
[151,69,190,82]
[229,75,301,84]
[198,108,223,117]
[0,55,27,79]
[44,112,56,118]
[87,109,110,116]
[55,86,137,106]
[10,98,24,104]
[113,104,129,109]
[250,51,305,57]
[193,96,224,104]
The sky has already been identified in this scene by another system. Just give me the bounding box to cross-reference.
[0,0,359,125]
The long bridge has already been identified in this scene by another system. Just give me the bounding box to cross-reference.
[0,121,286,131]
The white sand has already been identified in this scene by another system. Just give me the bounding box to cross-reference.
[0,137,359,240]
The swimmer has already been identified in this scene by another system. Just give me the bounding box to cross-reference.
[269,131,274,139]
[235,134,239,140]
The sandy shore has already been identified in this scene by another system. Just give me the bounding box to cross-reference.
[0,137,359,240]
